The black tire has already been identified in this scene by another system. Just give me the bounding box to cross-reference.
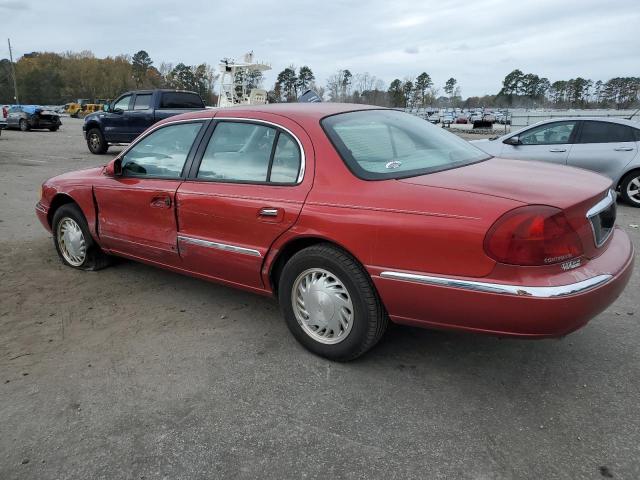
[278,243,388,361]
[619,171,640,207]
[19,119,29,132]
[86,128,108,154]
[49,126,59,132]
[52,203,111,271]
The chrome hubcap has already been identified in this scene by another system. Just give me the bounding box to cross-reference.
[627,176,640,204]
[292,268,354,344]
[57,217,86,266]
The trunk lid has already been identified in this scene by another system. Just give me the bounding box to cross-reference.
[399,157,614,258]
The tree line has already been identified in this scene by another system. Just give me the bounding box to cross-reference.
[1,50,638,110]
[0,50,219,105]
[266,65,639,110]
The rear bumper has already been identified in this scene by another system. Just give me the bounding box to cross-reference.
[372,228,634,337]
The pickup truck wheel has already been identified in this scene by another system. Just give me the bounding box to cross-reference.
[278,244,388,361]
[620,171,640,207]
[87,128,108,154]
[52,204,111,270]
[19,119,29,132]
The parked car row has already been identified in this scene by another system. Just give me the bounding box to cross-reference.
[35,104,634,360]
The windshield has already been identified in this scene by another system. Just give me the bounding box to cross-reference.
[322,109,490,180]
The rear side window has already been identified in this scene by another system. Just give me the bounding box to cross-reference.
[159,92,205,109]
[578,121,635,143]
[133,94,152,110]
[196,121,301,184]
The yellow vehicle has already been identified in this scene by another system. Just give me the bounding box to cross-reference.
[64,99,90,118]
[77,103,104,118]
[64,102,83,117]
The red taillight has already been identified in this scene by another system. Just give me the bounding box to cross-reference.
[484,205,583,266]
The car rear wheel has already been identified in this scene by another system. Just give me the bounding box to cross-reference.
[87,128,108,154]
[620,171,640,207]
[19,119,29,132]
[52,204,111,270]
[278,244,387,361]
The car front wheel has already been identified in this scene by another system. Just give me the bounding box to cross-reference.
[19,119,29,131]
[52,204,111,270]
[278,244,388,361]
[620,171,640,207]
[87,128,108,154]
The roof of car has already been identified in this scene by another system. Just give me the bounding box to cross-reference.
[530,116,640,128]
[166,103,387,124]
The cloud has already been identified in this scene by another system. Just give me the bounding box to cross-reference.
[3,0,638,97]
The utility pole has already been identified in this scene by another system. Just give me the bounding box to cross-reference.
[7,38,19,104]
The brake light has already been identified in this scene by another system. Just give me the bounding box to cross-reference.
[484,205,583,266]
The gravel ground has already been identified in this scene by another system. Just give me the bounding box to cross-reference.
[1,118,639,480]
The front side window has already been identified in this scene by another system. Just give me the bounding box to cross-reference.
[519,121,576,145]
[197,121,301,184]
[322,109,489,180]
[113,95,132,112]
[578,121,635,143]
[121,122,203,178]
[133,94,152,110]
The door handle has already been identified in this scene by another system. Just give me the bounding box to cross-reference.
[614,147,634,151]
[150,195,171,208]
[549,148,567,153]
[259,208,279,217]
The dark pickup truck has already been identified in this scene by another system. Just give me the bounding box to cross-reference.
[82,89,207,154]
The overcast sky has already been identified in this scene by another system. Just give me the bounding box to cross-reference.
[1,0,638,97]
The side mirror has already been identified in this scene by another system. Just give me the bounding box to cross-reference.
[102,104,110,112]
[112,108,123,114]
[103,159,122,176]
[503,135,521,146]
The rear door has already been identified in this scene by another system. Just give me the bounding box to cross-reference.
[501,120,578,164]
[94,120,207,264]
[127,92,154,139]
[567,120,638,180]
[176,114,314,290]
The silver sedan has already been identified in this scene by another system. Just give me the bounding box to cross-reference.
[471,117,640,207]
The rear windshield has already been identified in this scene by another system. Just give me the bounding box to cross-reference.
[159,92,205,109]
[322,109,490,180]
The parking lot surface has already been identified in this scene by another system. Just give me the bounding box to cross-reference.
[1,119,639,480]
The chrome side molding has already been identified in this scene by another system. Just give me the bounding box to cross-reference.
[379,271,612,298]
[178,235,261,257]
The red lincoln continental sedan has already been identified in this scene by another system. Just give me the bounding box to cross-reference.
[36,104,634,360]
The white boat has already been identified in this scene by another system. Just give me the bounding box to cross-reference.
[217,52,271,108]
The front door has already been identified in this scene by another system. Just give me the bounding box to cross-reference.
[176,116,314,290]
[94,120,206,264]
[502,120,578,164]
[567,120,638,180]
[102,94,133,143]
